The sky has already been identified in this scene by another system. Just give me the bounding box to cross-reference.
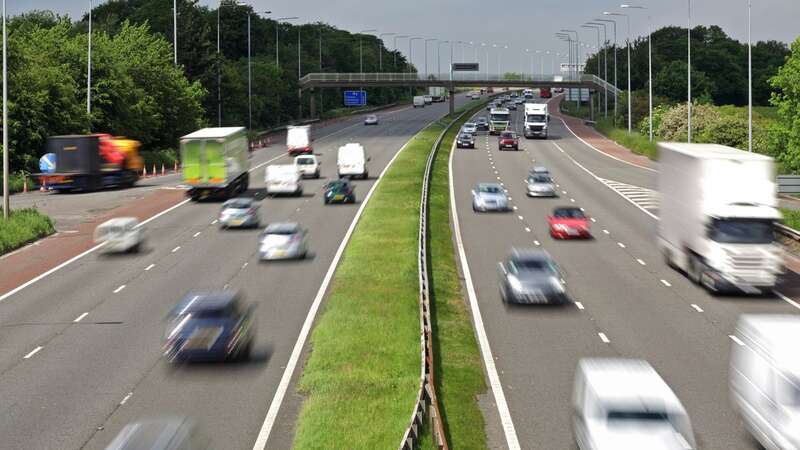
[19,0,800,75]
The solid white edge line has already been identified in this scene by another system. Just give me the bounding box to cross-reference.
[119,392,133,405]
[729,335,746,346]
[554,114,657,173]
[171,246,180,253]
[113,285,126,294]
[144,263,156,271]
[23,346,43,359]
[773,290,800,311]
[251,117,429,450]
[73,312,89,322]
[448,136,522,449]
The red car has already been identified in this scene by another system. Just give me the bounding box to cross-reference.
[498,131,519,151]
[548,207,591,239]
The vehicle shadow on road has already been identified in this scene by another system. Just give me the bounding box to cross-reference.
[502,301,580,316]
[165,343,273,374]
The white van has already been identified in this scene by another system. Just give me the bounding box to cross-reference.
[294,154,320,179]
[337,143,368,179]
[413,96,425,108]
[572,358,697,450]
[286,125,312,155]
[94,217,144,253]
[731,314,800,450]
[265,164,303,196]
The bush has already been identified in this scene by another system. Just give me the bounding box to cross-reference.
[596,118,659,160]
[140,149,179,171]
[0,208,55,254]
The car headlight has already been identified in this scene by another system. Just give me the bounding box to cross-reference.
[508,276,523,292]
[549,276,565,292]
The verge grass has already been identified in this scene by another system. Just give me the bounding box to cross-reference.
[0,208,55,255]
[293,100,480,450]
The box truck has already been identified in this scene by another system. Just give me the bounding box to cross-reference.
[286,125,313,155]
[524,103,549,139]
[730,314,800,450]
[181,127,249,201]
[38,134,143,191]
[658,143,783,294]
[428,87,446,102]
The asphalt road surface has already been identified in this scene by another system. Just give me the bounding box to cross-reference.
[451,97,800,450]
[0,95,471,450]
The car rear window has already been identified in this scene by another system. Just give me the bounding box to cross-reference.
[501,132,516,139]
[225,199,252,209]
[296,158,314,165]
[478,185,501,194]
[554,208,585,219]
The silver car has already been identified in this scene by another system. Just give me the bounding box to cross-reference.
[527,174,556,197]
[472,183,510,212]
[498,248,568,304]
[530,166,551,177]
[219,198,260,229]
[462,122,478,135]
[364,114,379,125]
[258,222,308,260]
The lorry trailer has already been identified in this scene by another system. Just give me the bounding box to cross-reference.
[181,127,250,201]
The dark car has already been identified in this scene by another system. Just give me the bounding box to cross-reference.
[498,131,519,151]
[457,132,476,149]
[475,117,490,131]
[507,103,517,111]
[323,179,356,204]
[498,248,568,304]
[164,290,255,363]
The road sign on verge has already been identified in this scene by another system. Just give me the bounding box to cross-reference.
[344,90,367,107]
[452,63,479,71]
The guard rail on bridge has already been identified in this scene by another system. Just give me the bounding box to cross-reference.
[298,72,621,96]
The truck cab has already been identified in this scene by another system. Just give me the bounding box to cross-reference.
[489,108,511,135]
[524,103,549,139]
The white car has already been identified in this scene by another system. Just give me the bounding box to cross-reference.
[423,95,433,105]
[265,164,303,196]
[294,155,320,179]
[258,222,309,260]
[462,122,478,135]
[94,217,144,253]
[364,115,379,125]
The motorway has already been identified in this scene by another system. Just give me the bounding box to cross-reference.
[451,97,800,450]
[0,95,470,450]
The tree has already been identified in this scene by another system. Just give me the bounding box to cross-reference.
[653,60,713,101]
[770,37,800,173]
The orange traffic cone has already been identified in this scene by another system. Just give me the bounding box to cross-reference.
[174,161,178,173]
[161,163,165,176]
[40,178,47,192]
[23,176,28,193]
[143,165,148,177]
[152,164,157,177]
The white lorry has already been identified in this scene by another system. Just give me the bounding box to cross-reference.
[730,314,800,450]
[286,125,312,156]
[413,96,425,108]
[337,143,368,179]
[524,103,549,139]
[428,87,446,102]
[658,143,783,294]
[572,358,697,450]
[265,164,303,196]
[488,107,511,135]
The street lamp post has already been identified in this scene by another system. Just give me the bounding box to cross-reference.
[88,0,93,121]
[438,40,449,79]
[622,4,652,140]
[173,0,178,65]
[394,35,408,71]
[688,0,692,142]
[425,38,437,79]
[747,0,752,152]
[378,32,395,72]
[275,16,299,68]
[582,24,603,117]
[597,18,618,121]
[2,0,8,219]
[588,22,609,118]
[604,12,630,133]
[359,29,377,75]
[409,37,423,96]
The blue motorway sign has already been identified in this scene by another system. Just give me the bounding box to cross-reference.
[344,90,367,107]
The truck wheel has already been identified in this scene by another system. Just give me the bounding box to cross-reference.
[688,255,703,284]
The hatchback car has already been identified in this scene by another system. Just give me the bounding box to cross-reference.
[498,248,568,304]
[456,132,476,149]
[462,122,478,135]
[530,166,550,177]
[294,154,320,179]
[163,290,255,362]
[472,183,510,212]
[549,206,591,239]
[498,131,519,151]
[364,114,379,125]
[94,217,144,253]
[475,117,489,130]
[323,179,356,204]
[527,174,556,197]
[104,417,207,450]
[219,198,260,229]
[259,222,308,260]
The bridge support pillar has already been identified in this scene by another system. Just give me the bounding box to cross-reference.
[448,90,455,115]
[309,88,316,119]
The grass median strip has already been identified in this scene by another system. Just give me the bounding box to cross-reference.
[293,102,478,450]
[0,208,56,256]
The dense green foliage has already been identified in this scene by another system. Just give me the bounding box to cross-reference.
[585,25,789,107]
[770,37,800,173]
[0,208,55,255]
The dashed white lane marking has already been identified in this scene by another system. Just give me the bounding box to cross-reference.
[171,246,181,253]
[508,196,513,200]
[525,227,531,233]
[513,206,519,211]
[590,217,597,222]
[144,263,156,271]
[211,219,218,225]
[575,301,585,310]
[193,232,201,238]
[602,229,610,234]
[497,176,501,180]
[534,240,541,246]
[23,346,43,359]
[120,392,133,405]
[518,215,524,220]
[113,285,126,294]
[636,259,646,266]
[242,262,249,269]
[561,190,567,194]
[617,242,626,248]
[660,279,672,287]
[570,198,575,203]
[773,290,800,311]
[691,304,704,313]
[598,332,610,343]
[729,335,746,346]
[580,207,585,211]
[73,312,89,322]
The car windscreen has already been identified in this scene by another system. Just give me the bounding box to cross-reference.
[511,258,557,274]
[708,219,774,244]
[527,114,546,122]
[328,182,349,192]
[464,123,476,128]
[606,410,670,423]
[265,225,298,235]
[478,185,501,194]
[553,209,585,219]
[224,200,252,209]
[530,175,552,183]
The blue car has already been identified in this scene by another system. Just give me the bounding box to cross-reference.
[164,290,255,362]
